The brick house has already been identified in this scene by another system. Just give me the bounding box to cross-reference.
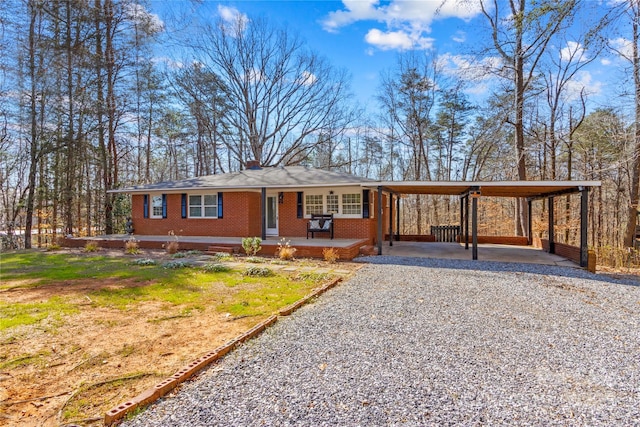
[115,165,388,246]
[111,166,600,267]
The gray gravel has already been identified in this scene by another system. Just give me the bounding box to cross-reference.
[123,257,640,426]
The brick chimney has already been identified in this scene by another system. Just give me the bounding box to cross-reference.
[246,160,261,170]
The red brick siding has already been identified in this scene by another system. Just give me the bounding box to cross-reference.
[532,237,550,251]
[456,235,529,245]
[386,234,437,242]
[131,192,261,237]
[532,238,582,264]
[130,190,378,242]
[63,236,366,260]
[276,191,376,243]
[555,242,581,263]
[277,192,308,237]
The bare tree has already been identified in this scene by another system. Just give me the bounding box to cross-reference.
[475,0,579,235]
[615,0,640,247]
[540,36,598,180]
[377,52,441,233]
[195,16,352,167]
[171,63,231,176]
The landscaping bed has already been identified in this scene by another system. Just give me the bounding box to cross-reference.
[0,248,358,426]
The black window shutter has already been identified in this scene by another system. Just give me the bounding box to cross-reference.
[143,195,149,219]
[181,194,187,218]
[362,189,370,218]
[162,194,167,218]
[297,192,303,218]
[218,192,223,218]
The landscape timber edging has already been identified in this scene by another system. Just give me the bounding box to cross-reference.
[104,277,343,426]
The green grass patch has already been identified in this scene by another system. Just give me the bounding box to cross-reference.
[88,270,219,310]
[219,275,322,318]
[0,251,160,286]
[0,297,79,331]
[1,250,331,326]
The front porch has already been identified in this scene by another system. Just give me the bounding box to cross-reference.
[63,235,369,261]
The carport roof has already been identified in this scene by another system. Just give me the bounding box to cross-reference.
[369,180,600,199]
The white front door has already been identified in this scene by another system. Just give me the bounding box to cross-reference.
[266,194,279,236]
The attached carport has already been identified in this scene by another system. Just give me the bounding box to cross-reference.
[368,181,601,268]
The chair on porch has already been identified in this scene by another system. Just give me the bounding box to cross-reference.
[307,213,334,239]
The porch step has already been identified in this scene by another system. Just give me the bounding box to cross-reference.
[359,245,377,256]
[207,246,236,255]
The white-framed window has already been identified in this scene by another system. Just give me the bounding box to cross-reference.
[151,195,163,218]
[305,194,324,215]
[304,190,363,218]
[189,194,218,218]
[326,194,339,214]
[342,193,361,215]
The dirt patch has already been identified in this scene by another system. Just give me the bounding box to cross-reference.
[1,278,153,304]
[0,249,360,426]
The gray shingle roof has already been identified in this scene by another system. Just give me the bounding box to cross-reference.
[112,166,376,193]
[110,166,600,199]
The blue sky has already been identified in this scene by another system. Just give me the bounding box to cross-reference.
[148,1,630,113]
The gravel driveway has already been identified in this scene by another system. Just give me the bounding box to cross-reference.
[123,257,640,426]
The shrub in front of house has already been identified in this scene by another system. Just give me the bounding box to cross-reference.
[243,266,273,277]
[242,237,262,256]
[276,238,296,260]
[162,260,190,269]
[202,263,231,273]
[322,247,339,263]
[131,258,157,266]
[212,252,233,262]
[84,241,100,252]
[124,237,140,255]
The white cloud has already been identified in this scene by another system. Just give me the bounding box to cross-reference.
[322,0,386,33]
[152,56,184,70]
[298,71,317,86]
[563,70,602,102]
[609,37,633,61]
[124,3,164,34]
[440,53,502,82]
[560,41,587,62]
[322,0,483,51]
[365,29,433,51]
[246,68,264,84]
[218,5,249,32]
[465,82,490,96]
[452,31,466,43]
[601,58,612,66]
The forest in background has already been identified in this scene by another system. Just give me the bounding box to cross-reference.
[1,0,639,265]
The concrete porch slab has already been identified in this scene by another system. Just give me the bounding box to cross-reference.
[382,241,579,267]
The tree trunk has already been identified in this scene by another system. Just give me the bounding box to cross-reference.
[24,0,39,249]
[104,0,116,234]
[514,2,528,237]
[624,0,640,247]
[64,0,75,236]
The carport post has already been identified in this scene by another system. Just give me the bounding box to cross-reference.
[389,193,393,247]
[548,197,555,254]
[396,196,400,241]
[527,199,533,245]
[472,193,478,260]
[377,186,383,255]
[464,195,470,250]
[460,195,464,243]
[580,187,589,267]
[261,187,267,240]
